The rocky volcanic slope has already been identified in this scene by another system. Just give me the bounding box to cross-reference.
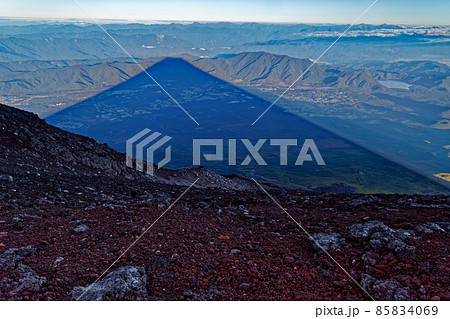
[0,103,256,190]
[0,104,449,301]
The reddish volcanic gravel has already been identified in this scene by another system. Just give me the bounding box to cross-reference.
[0,176,449,301]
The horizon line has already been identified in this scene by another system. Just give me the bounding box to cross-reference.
[1,16,449,27]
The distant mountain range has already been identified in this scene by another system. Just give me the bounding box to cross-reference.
[3,52,377,115]
[1,22,448,65]
[0,58,158,95]
[192,52,383,90]
[367,60,450,92]
[192,52,450,93]
[2,52,447,105]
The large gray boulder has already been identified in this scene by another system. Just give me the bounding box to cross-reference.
[0,246,46,298]
[1,264,47,296]
[348,221,389,239]
[72,266,148,301]
[360,274,413,301]
[310,233,345,251]
[0,246,36,269]
[349,221,416,260]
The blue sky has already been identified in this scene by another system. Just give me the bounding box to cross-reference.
[1,0,449,24]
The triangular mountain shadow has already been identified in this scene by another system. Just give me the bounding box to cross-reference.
[46,58,448,194]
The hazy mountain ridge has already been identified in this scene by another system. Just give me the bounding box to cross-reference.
[192,52,383,90]
[0,31,194,62]
[0,52,387,115]
[367,60,450,92]
[1,22,448,64]
[1,53,446,100]
[0,59,158,95]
